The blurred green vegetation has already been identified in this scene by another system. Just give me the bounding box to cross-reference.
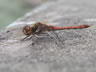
[0,0,32,31]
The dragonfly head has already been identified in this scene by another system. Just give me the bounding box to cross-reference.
[22,25,32,35]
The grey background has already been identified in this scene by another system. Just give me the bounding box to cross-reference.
[0,0,96,72]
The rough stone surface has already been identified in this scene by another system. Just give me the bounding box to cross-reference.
[0,0,96,72]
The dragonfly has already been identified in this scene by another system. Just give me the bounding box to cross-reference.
[22,22,90,40]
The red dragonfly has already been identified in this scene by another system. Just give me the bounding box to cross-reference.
[22,22,90,40]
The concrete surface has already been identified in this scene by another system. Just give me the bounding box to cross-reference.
[0,0,96,72]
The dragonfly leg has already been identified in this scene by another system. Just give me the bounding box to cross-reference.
[46,32,54,38]
[39,32,53,37]
[21,35,33,41]
[34,35,40,38]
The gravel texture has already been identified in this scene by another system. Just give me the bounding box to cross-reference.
[0,0,96,72]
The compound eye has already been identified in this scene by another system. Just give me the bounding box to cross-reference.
[22,28,27,35]
[22,25,31,35]
[25,26,30,31]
